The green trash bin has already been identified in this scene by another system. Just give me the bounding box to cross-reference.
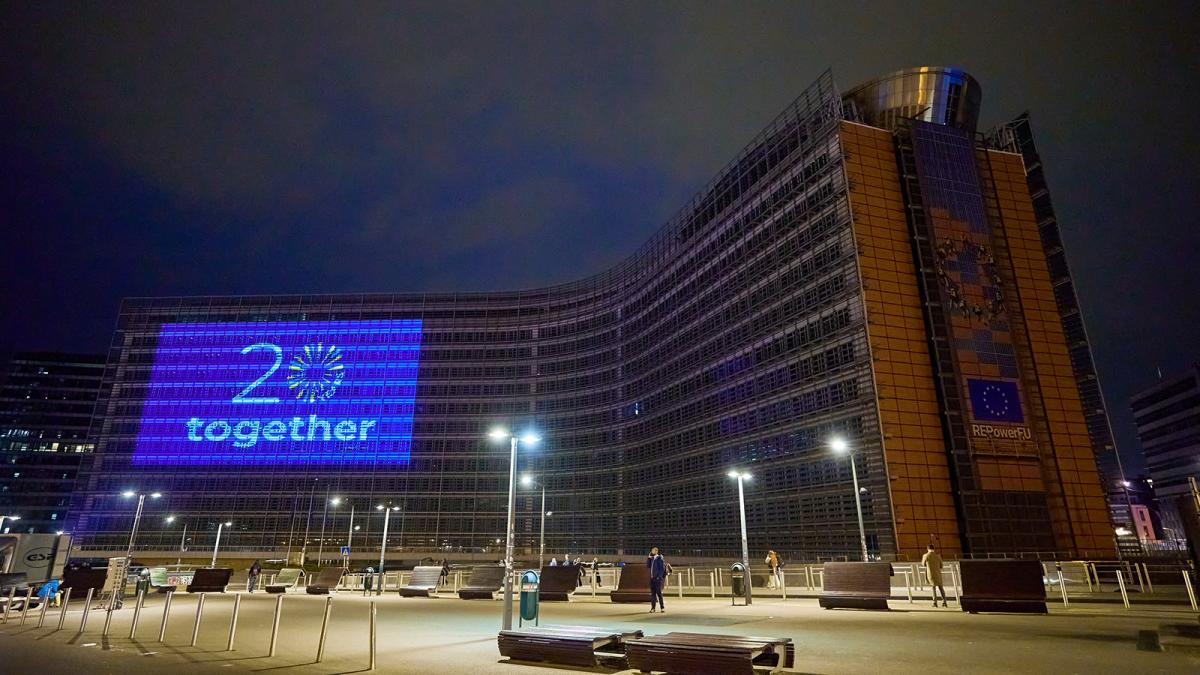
[519,570,540,627]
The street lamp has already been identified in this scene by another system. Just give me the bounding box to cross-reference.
[211,521,233,567]
[521,474,550,569]
[489,426,541,631]
[332,497,356,568]
[831,437,869,562]
[0,515,19,532]
[727,470,753,605]
[375,503,400,595]
[165,516,188,566]
[122,490,163,560]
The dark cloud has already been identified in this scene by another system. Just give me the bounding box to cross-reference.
[1,1,1197,470]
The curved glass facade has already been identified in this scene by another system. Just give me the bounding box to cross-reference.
[71,70,897,562]
[70,66,1118,563]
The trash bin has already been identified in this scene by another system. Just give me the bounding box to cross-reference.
[519,570,540,627]
[136,568,151,596]
[730,562,750,605]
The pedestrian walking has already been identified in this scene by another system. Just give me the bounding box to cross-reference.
[247,559,262,593]
[549,557,558,566]
[592,557,601,586]
[921,544,948,607]
[765,550,782,589]
[647,547,667,613]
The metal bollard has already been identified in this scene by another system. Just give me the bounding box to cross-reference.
[1080,562,1093,592]
[158,591,173,642]
[1134,564,1145,594]
[1143,563,1154,594]
[101,588,117,637]
[316,596,333,662]
[1058,567,1070,607]
[20,587,34,625]
[268,594,283,656]
[2,586,14,623]
[1182,571,1198,612]
[56,587,72,631]
[37,593,51,627]
[709,571,715,598]
[369,601,377,671]
[190,593,206,646]
[781,569,787,601]
[78,588,94,633]
[226,593,241,651]
[129,590,145,639]
[1115,570,1130,609]
[904,569,913,603]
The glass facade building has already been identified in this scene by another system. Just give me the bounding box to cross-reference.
[1,352,105,533]
[70,67,1116,562]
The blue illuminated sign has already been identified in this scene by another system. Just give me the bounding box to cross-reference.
[133,320,422,465]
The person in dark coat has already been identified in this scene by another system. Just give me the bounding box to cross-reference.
[247,560,263,593]
[646,547,667,613]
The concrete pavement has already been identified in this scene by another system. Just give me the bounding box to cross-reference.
[2,590,1198,674]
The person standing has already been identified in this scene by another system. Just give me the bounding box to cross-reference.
[549,557,558,566]
[921,544,948,607]
[765,550,782,590]
[247,559,262,593]
[647,547,667,613]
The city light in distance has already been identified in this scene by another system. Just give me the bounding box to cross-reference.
[830,437,849,453]
[521,474,534,487]
[727,470,752,480]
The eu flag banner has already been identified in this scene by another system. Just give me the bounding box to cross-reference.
[967,378,1024,423]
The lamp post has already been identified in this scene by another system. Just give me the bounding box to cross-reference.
[489,427,541,631]
[521,474,549,569]
[376,503,400,595]
[166,516,188,566]
[211,521,232,567]
[122,490,162,560]
[727,470,753,605]
[332,497,356,567]
[0,515,19,532]
[831,437,869,562]
[317,486,330,565]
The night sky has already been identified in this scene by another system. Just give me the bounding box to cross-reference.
[2,3,1197,472]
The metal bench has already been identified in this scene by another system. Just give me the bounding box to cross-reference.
[186,567,233,593]
[306,567,345,595]
[398,565,442,597]
[611,562,652,603]
[266,567,304,593]
[627,631,794,674]
[499,625,643,668]
[960,559,1048,614]
[818,561,892,610]
[458,565,505,599]
[538,565,580,602]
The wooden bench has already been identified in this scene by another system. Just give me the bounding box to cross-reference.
[187,567,233,593]
[818,562,892,610]
[611,561,652,603]
[959,559,1047,614]
[499,625,644,668]
[458,565,505,599]
[0,572,29,594]
[398,565,442,597]
[266,567,304,593]
[61,568,107,597]
[306,567,345,595]
[627,632,794,674]
[538,565,579,602]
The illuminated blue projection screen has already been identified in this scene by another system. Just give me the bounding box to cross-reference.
[133,320,422,465]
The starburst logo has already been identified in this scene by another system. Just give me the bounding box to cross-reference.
[287,343,346,402]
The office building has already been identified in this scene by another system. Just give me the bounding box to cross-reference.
[70,67,1115,562]
[1131,364,1200,537]
[0,352,105,533]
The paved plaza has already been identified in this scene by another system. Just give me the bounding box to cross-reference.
[2,589,1199,674]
